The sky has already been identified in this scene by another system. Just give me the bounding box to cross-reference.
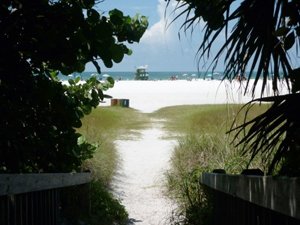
[85,0,216,72]
[84,0,300,73]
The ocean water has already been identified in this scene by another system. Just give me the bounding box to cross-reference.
[58,71,224,81]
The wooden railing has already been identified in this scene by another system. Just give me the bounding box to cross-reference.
[0,173,91,225]
[200,173,300,225]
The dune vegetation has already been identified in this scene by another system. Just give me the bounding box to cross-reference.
[152,104,271,224]
[79,106,151,184]
[79,103,270,225]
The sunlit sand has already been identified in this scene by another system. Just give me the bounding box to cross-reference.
[102,79,288,113]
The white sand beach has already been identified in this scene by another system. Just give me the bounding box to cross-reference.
[102,79,288,113]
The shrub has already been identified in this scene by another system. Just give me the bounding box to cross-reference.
[160,105,269,224]
[166,133,245,225]
[61,180,128,225]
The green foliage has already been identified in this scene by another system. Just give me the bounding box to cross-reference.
[0,0,147,173]
[167,164,213,225]
[153,104,269,137]
[0,72,116,172]
[0,2,147,225]
[61,180,128,225]
[167,132,241,225]
[0,1,148,74]
[88,181,129,225]
[1,74,93,172]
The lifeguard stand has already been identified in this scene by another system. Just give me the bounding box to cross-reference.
[134,66,149,80]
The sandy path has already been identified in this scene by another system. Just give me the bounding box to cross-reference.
[112,120,177,225]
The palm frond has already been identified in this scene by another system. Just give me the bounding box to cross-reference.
[169,0,300,175]
[229,93,300,174]
[170,0,295,95]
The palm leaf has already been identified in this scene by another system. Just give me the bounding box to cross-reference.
[229,93,300,174]
[172,0,294,94]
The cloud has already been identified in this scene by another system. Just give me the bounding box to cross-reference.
[123,0,206,71]
[86,0,226,71]
[141,0,176,45]
[140,0,204,47]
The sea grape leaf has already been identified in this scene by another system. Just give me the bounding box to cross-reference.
[111,44,124,63]
[0,0,147,173]
[81,0,94,9]
[87,9,100,24]
[68,79,75,85]
[126,48,133,55]
[106,76,115,86]
[109,9,124,25]
[75,76,81,84]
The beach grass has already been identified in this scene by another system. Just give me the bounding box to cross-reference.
[79,106,150,184]
[153,104,269,135]
[153,104,270,225]
[153,104,270,181]
[154,104,271,173]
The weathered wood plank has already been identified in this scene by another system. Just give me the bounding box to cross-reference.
[0,173,91,196]
[201,173,300,220]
